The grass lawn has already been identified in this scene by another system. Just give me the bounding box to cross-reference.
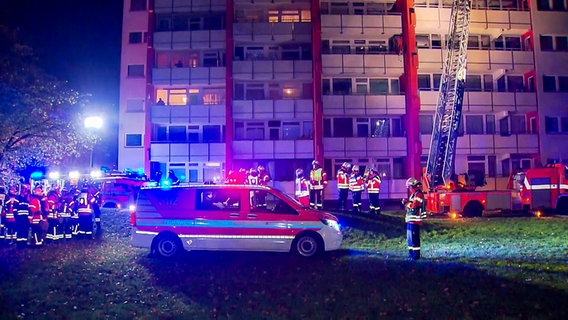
[0,209,567,320]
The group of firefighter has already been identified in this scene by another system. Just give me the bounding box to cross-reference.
[0,182,102,247]
[296,160,383,215]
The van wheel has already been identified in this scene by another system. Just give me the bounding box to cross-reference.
[292,233,321,257]
[154,234,182,258]
[463,201,483,218]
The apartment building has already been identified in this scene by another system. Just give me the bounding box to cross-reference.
[119,0,568,199]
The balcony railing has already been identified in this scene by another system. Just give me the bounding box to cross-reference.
[232,140,314,159]
[323,95,406,116]
[149,142,226,163]
[323,137,407,158]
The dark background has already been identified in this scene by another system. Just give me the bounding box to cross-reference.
[0,0,123,168]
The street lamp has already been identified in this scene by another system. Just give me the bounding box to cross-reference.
[84,116,103,169]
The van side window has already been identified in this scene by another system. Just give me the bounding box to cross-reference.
[197,189,241,211]
[250,190,297,215]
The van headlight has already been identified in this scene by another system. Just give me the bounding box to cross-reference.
[321,219,341,231]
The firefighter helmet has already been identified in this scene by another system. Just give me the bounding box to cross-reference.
[249,168,258,176]
[312,160,320,167]
[9,186,17,195]
[342,162,351,170]
[296,168,304,177]
[257,165,265,172]
[405,177,421,188]
[352,165,359,172]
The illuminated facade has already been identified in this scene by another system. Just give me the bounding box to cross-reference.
[119,0,568,199]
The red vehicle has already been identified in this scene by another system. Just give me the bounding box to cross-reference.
[512,164,568,215]
[95,175,149,211]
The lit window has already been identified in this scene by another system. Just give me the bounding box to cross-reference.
[169,89,187,106]
[300,10,311,22]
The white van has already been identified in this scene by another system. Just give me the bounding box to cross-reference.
[130,184,343,258]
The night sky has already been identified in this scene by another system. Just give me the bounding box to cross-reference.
[0,0,123,168]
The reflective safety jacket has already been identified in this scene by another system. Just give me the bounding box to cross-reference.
[295,177,310,198]
[405,190,425,225]
[349,173,364,192]
[366,175,382,194]
[47,193,59,219]
[29,196,45,224]
[247,174,260,186]
[3,195,18,222]
[77,194,95,216]
[309,168,328,190]
[336,169,349,190]
[259,171,271,186]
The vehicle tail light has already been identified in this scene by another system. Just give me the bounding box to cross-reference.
[130,205,136,226]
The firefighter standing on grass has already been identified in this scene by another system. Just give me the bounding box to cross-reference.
[29,186,46,246]
[349,165,364,214]
[336,162,351,212]
[46,186,62,241]
[2,186,19,244]
[366,168,382,215]
[403,177,427,260]
[309,160,327,210]
[77,189,95,237]
[15,185,31,247]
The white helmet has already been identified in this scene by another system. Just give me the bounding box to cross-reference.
[405,177,421,188]
[352,165,359,172]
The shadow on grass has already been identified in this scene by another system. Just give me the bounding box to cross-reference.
[138,250,568,319]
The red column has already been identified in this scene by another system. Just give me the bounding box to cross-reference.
[225,0,234,171]
[144,0,156,175]
[311,0,323,164]
[398,0,421,179]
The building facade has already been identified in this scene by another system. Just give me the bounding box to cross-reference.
[119,0,568,199]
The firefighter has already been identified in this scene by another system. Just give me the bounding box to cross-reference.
[236,168,247,184]
[15,184,31,247]
[46,186,62,241]
[29,186,46,246]
[69,188,81,237]
[366,168,382,215]
[295,168,310,207]
[2,186,18,244]
[257,165,271,186]
[402,177,427,260]
[90,184,102,232]
[76,188,95,238]
[349,165,364,214]
[336,162,351,212]
[167,170,180,186]
[309,160,328,210]
[247,168,260,185]
[225,170,237,184]
[59,188,74,240]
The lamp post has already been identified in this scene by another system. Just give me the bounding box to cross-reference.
[84,116,103,169]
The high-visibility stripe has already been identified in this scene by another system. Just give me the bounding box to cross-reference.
[135,230,295,240]
[136,219,322,229]
[525,184,568,190]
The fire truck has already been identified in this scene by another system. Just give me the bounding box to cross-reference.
[94,173,149,211]
[423,1,567,218]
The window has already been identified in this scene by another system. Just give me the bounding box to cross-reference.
[485,115,496,134]
[465,115,483,134]
[130,0,146,11]
[557,36,568,51]
[543,75,556,92]
[125,134,142,147]
[282,122,301,140]
[511,115,526,134]
[246,84,265,100]
[129,32,143,44]
[483,75,493,92]
[545,116,559,133]
[507,76,524,92]
[357,118,370,137]
[559,76,568,92]
[418,74,431,90]
[333,79,352,95]
[537,0,552,10]
[203,125,222,143]
[127,65,144,77]
[416,35,430,48]
[419,115,433,134]
[372,118,390,137]
[540,35,554,51]
[369,79,389,94]
[333,118,353,137]
[465,75,482,91]
[247,122,265,140]
[249,191,297,214]
[197,189,241,211]
[561,117,568,133]
[169,126,187,142]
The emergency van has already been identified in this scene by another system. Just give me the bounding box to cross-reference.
[130,184,343,258]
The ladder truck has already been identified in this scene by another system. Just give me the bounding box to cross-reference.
[423,0,518,218]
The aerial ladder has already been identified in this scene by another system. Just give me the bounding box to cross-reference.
[425,0,471,191]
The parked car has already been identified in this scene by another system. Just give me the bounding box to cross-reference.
[130,184,343,258]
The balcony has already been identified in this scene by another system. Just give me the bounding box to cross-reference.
[233,99,313,120]
[420,91,537,114]
[323,94,406,116]
[152,67,226,85]
[151,104,226,124]
[322,54,404,77]
[153,30,226,50]
[232,60,312,81]
[418,49,534,73]
[421,134,539,155]
[323,137,407,158]
[232,140,314,159]
[154,0,225,13]
[415,7,530,36]
[150,142,226,163]
[233,22,311,43]
[321,13,402,37]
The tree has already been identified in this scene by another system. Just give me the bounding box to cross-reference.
[0,26,97,182]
